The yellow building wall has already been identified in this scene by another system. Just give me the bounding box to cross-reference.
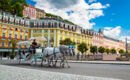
[29,28,92,54]
[0,22,29,48]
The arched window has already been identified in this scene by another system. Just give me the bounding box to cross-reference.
[42,22,44,27]
[54,22,57,27]
[63,24,65,29]
[59,23,61,27]
[68,25,70,29]
[48,22,51,27]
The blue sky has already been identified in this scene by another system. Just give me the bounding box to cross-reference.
[26,0,130,42]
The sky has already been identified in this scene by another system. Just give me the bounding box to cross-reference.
[26,0,130,43]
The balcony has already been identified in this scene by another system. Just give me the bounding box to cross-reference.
[2,27,7,30]
[14,38,18,40]
[2,36,6,39]
[8,37,12,39]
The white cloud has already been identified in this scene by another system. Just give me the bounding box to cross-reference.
[88,0,97,3]
[120,36,130,43]
[33,0,109,29]
[103,26,121,38]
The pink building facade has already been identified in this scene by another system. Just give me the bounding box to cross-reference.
[92,29,103,47]
[23,5,36,19]
[92,29,126,53]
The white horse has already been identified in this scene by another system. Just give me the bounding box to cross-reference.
[41,45,73,68]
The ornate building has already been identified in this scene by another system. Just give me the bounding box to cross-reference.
[29,18,93,53]
[92,28,125,53]
[23,5,36,19]
[0,11,30,57]
[0,11,93,57]
[92,29,104,47]
[35,8,46,19]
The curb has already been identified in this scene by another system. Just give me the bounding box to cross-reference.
[68,61,130,65]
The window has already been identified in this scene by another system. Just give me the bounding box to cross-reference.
[20,29,23,32]
[15,28,18,31]
[59,23,61,27]
[51,30,53,33]
[9,34,12,38]
[45,30,48,33]
[39,30,42,33]
[34,30,37,32]
[54,22,57,27]
[25,36,28,40]
[51,36,53,40]
[8,43,11,47]
[25,30,28,33]
[20,35,22,39]
[9,27,13,30]
[2,33,6,37]
[15,34,17,38]
[2,42,5,46]
[48,22,51,27]
[3,25,7,29]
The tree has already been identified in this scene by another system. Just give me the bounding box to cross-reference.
[110,48,117,54]
[60,38,75,45]
[9,40,18,59]
[98,46,105,54]
[0,0,11,12]
[90,46,97,54]
[105,48,110,54]
[0,0,27,17]
[11,0,27,17]
[119,49,125,54]
[78,43,88,60]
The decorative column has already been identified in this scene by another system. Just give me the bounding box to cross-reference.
[57,30,60,46]
[54,29,56,47]
[48,29,50,47]
[31,29,33,38]
[42,29,44,47]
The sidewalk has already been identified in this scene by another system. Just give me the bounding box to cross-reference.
[0,65,121,80]
[68,60,130,65]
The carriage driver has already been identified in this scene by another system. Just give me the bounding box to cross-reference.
[32,39,38,54]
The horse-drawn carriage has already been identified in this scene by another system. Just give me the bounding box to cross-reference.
[16,37,75,68]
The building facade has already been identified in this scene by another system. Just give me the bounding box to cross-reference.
[92,29,104,47]
[35,8,46,19]
[0,11,30,57]
[128,44,130,53]
[23,5,36,19]
[92,29,125,53]
[29,18,93,53]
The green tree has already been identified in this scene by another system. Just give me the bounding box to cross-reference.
[110,48,117,54]
[60,38,75,45]
[0,0,27,17]
[119,49,125,54]
[78,43,88,60]
[11,0,27,17]
[90,46,97,54]
[9,40,18,59]
[0,0,11,12]
[98,46,105,54]
[105,48,110,54]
